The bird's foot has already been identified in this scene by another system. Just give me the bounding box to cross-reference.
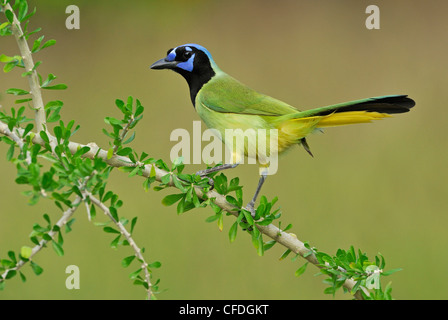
[194,170,214,190]
[244,201,256,217]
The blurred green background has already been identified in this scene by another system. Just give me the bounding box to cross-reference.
[1,0,447,299]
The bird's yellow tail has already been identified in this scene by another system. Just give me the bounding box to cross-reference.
[278,111,391,151]
[280,111,390,137]
[315,111,391,128]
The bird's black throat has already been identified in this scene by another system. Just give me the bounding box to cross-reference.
[175,62,215,107]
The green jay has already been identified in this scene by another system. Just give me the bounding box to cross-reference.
[150,44,415,215]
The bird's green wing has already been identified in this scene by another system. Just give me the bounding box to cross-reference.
[197,73,299,116]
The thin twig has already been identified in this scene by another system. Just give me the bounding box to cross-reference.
[87,193,153,300]
[0,196,82,282]
[0,124,31,164]
[4,3,46,133]
[1,4,156,298]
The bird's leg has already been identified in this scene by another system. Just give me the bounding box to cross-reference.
[195,163,239,188]
[196,163,239,176]
[245,170,268,217]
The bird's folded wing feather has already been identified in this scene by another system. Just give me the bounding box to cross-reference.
[197,74,299,116]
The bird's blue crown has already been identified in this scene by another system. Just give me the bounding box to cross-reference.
[166,44,218,72]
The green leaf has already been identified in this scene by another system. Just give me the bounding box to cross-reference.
[161,193,184,206]
[39,39,56,51]
[15,98,33,104]
[3,60,18,72]
[20,246,32,259]
[31,35,44,53]
[6,144,14,161]
[0,22,10,31]
[279,249,291,261]
[42,234,52,241]
[110,235,121,249]
[73,146,90,158]
[378,253,386,270]
[295,262,308,277]
[116,147,132,156]
[0,54,13,62]
[213,173,228,195]
[5,10,14,23]
[130,217,137,234]
[43,213,51,225]
[229,221,238,243]
[30,261,43,276]
[4,270,16,280]
[256,237,264,256]
[1,259,15,268]
[143,178,151,192]
[323,287,335,295]
[171,156,184,171]
[7,251,17,263]
[217,212,224,232]
[205,214,220,223]
[107,147,114,159]
[383,282,393,300]
[175,196,185,214]
[17,0,29,21]
[255,218,273,226]
[263,240,276,251]
[41,73,57,87]
[115,99,124,110]
[103,226,120,234]
[160,173,171,185]
[20,5,37,23]
[128,268,142,279]
[65,218,76,233]
[382,268,403,276]
[19,271,26,283]
[45,100,64,109]
[148,261,162,269]
[172,176,187,192]
[47,110,61,123]
[123,131,136,144]
[52,241,64,256]
[104,116,122,126]
[6,88,29,95]
[225,195,240,208]
[350,280,362,295]
[42,84,67,90]
[39,130,49,143]
[242,209,254,226]
[122,255,136,268]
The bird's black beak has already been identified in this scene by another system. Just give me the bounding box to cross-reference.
[150,58,178,70]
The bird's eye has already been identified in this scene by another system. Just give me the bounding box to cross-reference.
[183,51,192,59]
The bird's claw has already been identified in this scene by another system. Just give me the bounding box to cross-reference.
[244,202,256,217]
[203,176,214,190]
[195,171,214,190]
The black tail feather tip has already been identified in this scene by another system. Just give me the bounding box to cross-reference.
[317,95,416,116]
